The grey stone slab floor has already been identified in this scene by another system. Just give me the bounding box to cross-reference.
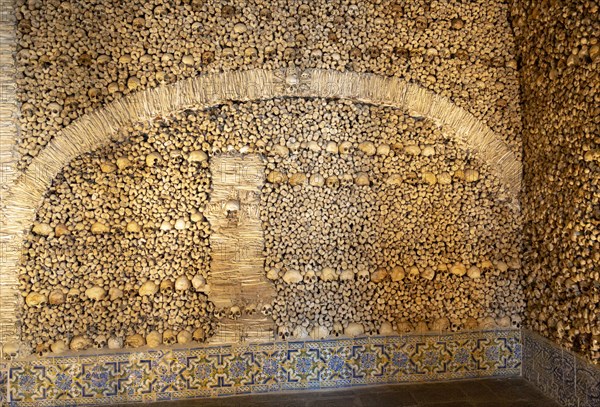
[112,377,562,406]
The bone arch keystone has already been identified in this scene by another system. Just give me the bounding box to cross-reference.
[1,68,522,349]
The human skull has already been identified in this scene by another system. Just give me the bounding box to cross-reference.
[93,335,108,349]
[70,336,91,351]
[320,267,337,281]
[50,340,68,354]
[146,331,162,347]
[229,306,242,320]
[415,321,430,333]
[325,175,340,188]
[126,334,146,348]
[175,276,191,291]
[450,319,461,332]
[407,266,420,281]
[278,326,291,341]
[304,268,317,287]
[26,292,47,308]
[395,320,414,333]
[162,330,177,345]
[283,269,303,284]
[160,279,174,294]
[345,322,365,337]
[371,268,388,283]
[107,337,123,349]
[244,303,257,316]
[47,102,62,116]
[192,275,206,291]
[379,321,395,335]
[177,330,193,344]
[390,266,405,282]
[479,316,497,329]
[21,102,34,116]
[33,342,49,356]
[364,321,377,335]
[357,268,370,284]
[332,322,344,337]
[261,303,273,316]
[310,325,329,340]
[511,314,523,328]
[339,269,354,281]
[2,342,19,358]
[464,317,479,330]
[496,315,512,328]
[215,308,227,320]
[192,328,206,343]
[431,317,450,332]
[293,325,309,339]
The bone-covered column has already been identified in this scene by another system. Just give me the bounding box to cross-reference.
[205,153,275,344]
[0,0,20,358]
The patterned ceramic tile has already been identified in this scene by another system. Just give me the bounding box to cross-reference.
[575,358,600,407]
[413,335,453,377]
[1,362,8,405]
[522,329,600,407]
[560,350,577,407]
[349,343,388,384]
[5,330,522,406]
[386,337,417,382]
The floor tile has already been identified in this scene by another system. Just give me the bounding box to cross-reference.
[121,378,561,407]
[409,383,469,404]
[306,396,363,407]
[471,402,559,407]
[483,380,544,401]
[454,379,498,401]
[359,390,417,407]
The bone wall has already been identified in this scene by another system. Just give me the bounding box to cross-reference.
[14,0,522,169]
[18,98,524,354]
[510,0,599,364]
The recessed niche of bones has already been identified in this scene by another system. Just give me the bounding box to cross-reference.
[19,98,523,355]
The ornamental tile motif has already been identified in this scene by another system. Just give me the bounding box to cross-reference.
[522,329,600,407]
[4,330,522,406]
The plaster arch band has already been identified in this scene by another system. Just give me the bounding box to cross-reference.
[2,68,522,352]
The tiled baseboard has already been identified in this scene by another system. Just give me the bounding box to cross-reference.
[0,330,521,406]
[522,329,600,407]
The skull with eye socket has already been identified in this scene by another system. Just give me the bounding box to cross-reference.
[214,308,227,320]
[407,266,420,282]
[244,303,257,316]
[160,279,174,295]
[93,335,108,349]
[34,342,50,357]
[192,328,206,343]
[162,330,177,345]
[362,321,377,336]
[47,102,62,116]
[303,269,317,289]
[261,303,273,316]
[332,322,344,337]
[357,268,370,285]
[277,325,291,341]
[229,306,242,320]
[325,175,340,188]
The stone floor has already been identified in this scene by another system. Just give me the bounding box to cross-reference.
[116,377,561,406]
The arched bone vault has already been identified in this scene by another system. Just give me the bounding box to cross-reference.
[1,68,522,349]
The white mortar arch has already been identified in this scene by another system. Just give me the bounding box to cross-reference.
[0,68,522,351]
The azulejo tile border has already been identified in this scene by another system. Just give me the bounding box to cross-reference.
[3,330,520,406]
[522,329,600,407]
